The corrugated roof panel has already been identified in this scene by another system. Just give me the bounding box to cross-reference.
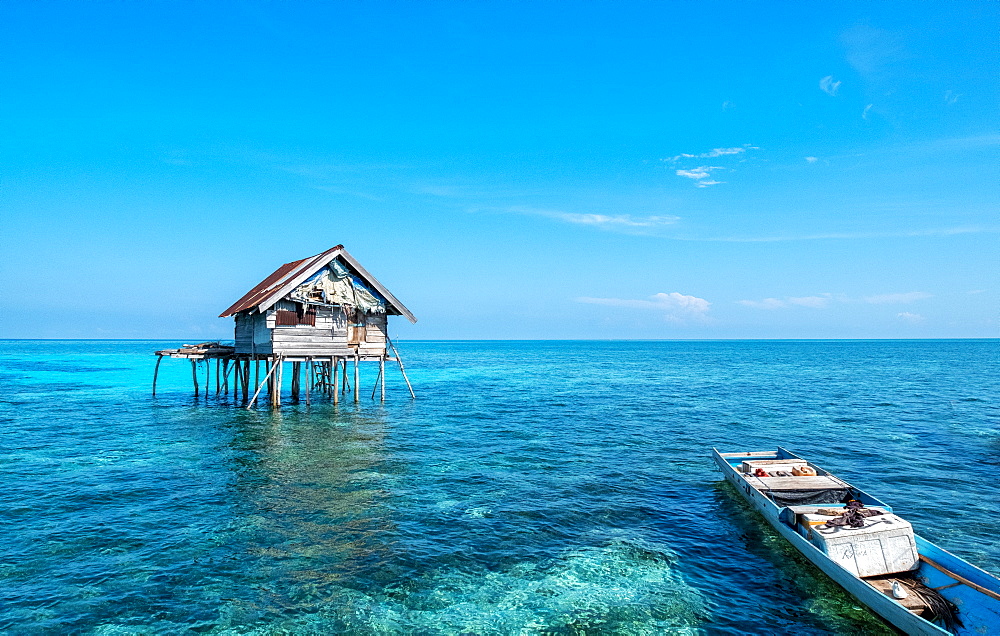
[219,257,312,317]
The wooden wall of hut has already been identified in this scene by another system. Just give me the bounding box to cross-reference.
[236,302,388,359]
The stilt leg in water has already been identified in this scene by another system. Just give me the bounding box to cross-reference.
[274,358,283,408]
[387,337,415,399]
[371,363,383,400]
[354,356,359,403]
[247,360,279,409]
[243,360,250,401]
[152,355,162,397]
[332,357,339,404]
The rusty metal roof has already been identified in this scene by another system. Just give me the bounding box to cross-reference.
[219,245,417,323]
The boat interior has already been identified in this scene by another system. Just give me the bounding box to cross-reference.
[718,450,942,618]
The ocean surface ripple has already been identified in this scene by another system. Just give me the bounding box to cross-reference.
[1,339,997,634]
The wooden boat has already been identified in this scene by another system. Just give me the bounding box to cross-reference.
[713,447,1000,635]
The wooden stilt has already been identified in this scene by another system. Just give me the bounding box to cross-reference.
[387,337,415,399]
[354,356,359,402]
[291,362,300,401]
[216,359,221,394]
[274,357,283,408]
[371,360,383,401]
[152,355,162,397]
[247,359,279,409]
[191,359,199,397]
[266,359,273,400]
[243,360,250,401]
[342,359,350,394]
[326,356,340,404]
[380,355,386,402]
[269,358,276,405]
[304,359,311,406]
[205,360,211,398]
[232,360,239,399]
[332,357,339,404]
[237,359,244,400]
[255,359,260,392]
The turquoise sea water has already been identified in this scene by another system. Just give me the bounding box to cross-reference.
[1,339,998,634]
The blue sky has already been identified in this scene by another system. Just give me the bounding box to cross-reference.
[1,1,997,339]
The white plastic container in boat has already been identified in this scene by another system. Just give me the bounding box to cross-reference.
[809,513,919,577]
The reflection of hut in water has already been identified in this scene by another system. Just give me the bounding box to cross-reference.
[153,245,417,406]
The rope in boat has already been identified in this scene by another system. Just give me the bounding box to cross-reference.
[891,575,961,633]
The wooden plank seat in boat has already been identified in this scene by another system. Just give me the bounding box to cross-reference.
[744,475,847,491]
[863,575,931,615]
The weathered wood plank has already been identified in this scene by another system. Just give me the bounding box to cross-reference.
[748,475,846,490]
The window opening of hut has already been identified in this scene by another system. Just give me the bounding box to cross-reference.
[347,308,367,344]
[275,304,316,326]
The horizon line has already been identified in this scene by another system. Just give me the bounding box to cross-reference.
[0,337,996,342]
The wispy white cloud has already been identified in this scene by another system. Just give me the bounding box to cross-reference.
[414,184,471,197]
[737,298,788,310]
[675,166,726,187]
[506,206,679,233]
[555,212,680,229]
[788,295,831,308]
[739,292,934,314]
[666,148,746,162]
[676,166,722,179]
[805,156,818,163]
[897,312,925,323]
[669,225,996,242]
[927,134,1000,151]
[663,144,756,188]
[944,90,961,105]
[577,292,711,323]
[864,292,932,304]
[862,104,873,119]
[314,185,384,201]
[738,294,832,309]
[820,75,842,96]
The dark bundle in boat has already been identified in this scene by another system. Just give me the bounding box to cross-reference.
[894,576,963,633]
[822,500,884,529]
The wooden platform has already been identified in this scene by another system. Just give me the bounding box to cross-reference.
[155,342,235,359]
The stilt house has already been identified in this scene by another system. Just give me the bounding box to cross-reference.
[219,245,417,359]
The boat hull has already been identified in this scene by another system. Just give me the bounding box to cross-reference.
[713,449,949,635]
